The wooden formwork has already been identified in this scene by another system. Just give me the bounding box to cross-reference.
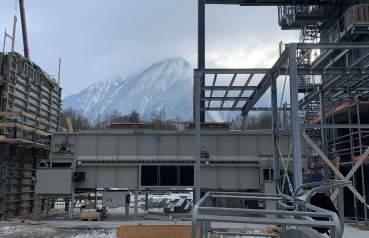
[117,224,200,238]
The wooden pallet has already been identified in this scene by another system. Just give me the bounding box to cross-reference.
[79,217,101,221]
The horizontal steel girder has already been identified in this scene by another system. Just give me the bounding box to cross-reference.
[205,0,336,6]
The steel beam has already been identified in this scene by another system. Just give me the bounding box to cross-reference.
[205,0,336,6]
[202,68,269,74]
[203,86,257,90]
[202,97,249,101]
[323,49,349,71]
[296,49,312,65]
[296,43,369,49]
[280,67,368,75]
[242,74,271,114]
[289,43,302,189]
[220,74,237,108]
[232,74,253,109]
[310,50,333,70]
[299,75,346,107]
[301,124,369,129]
[346,51,369,72]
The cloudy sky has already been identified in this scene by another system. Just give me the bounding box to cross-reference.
[1,0,299,98]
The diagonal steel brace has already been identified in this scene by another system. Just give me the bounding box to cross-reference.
[301,130,366,204]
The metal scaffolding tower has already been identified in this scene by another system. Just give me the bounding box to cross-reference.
[194,0,369,224]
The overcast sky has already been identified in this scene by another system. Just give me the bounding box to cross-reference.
[1,0,299,98]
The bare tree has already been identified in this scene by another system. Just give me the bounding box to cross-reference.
[151,108,176,130]
[61,107,91,131]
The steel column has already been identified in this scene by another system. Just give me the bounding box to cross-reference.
[195,70,202,204]
[198,0,205,122]
[289,43,302,189]
[320,91,330,184]
[271,77,280,191]
[242,114,247,131]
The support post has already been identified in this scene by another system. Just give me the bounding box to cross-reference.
[46,198,49,218]
[271,77,280,192]
[70,189,75,219]
[33,194,39,219]
[194,69,202,204]
[242,114,248,131]
[134,188,138,220]
[320,91,330,186]
[144,192,148,213]
[198,0,205,122]
[289,43,302,190]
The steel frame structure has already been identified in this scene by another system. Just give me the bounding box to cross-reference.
[194,0,369,226]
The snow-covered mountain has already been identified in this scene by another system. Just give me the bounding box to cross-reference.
[62,58,273,122]
[63,58,192,121]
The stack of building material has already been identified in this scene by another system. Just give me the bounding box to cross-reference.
[163,203,173,213]
[173,198,187,212]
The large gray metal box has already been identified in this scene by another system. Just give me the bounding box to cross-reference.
[35,169,72,194]
[102,190,129,207]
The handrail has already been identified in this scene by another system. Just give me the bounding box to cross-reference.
[192,189,346,238]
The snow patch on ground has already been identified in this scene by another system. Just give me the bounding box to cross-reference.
[0,225,23,235]
[71,229,116,238]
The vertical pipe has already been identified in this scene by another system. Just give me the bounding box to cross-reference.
[356,100,368,226]
[320,91,330,188]
[195,70,201,204]
[58,58,61,86]
[19,0,30,59]
[198,0,205,122]
[289,43,302,189]
[271,76,281,192]
[11,16,17,52]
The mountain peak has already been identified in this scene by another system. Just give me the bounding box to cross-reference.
[62,57,194,120]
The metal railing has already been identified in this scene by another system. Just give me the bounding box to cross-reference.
[321,5,369,43]
[192,181,350,238]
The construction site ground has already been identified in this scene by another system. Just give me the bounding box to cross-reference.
[0,205,368,237]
